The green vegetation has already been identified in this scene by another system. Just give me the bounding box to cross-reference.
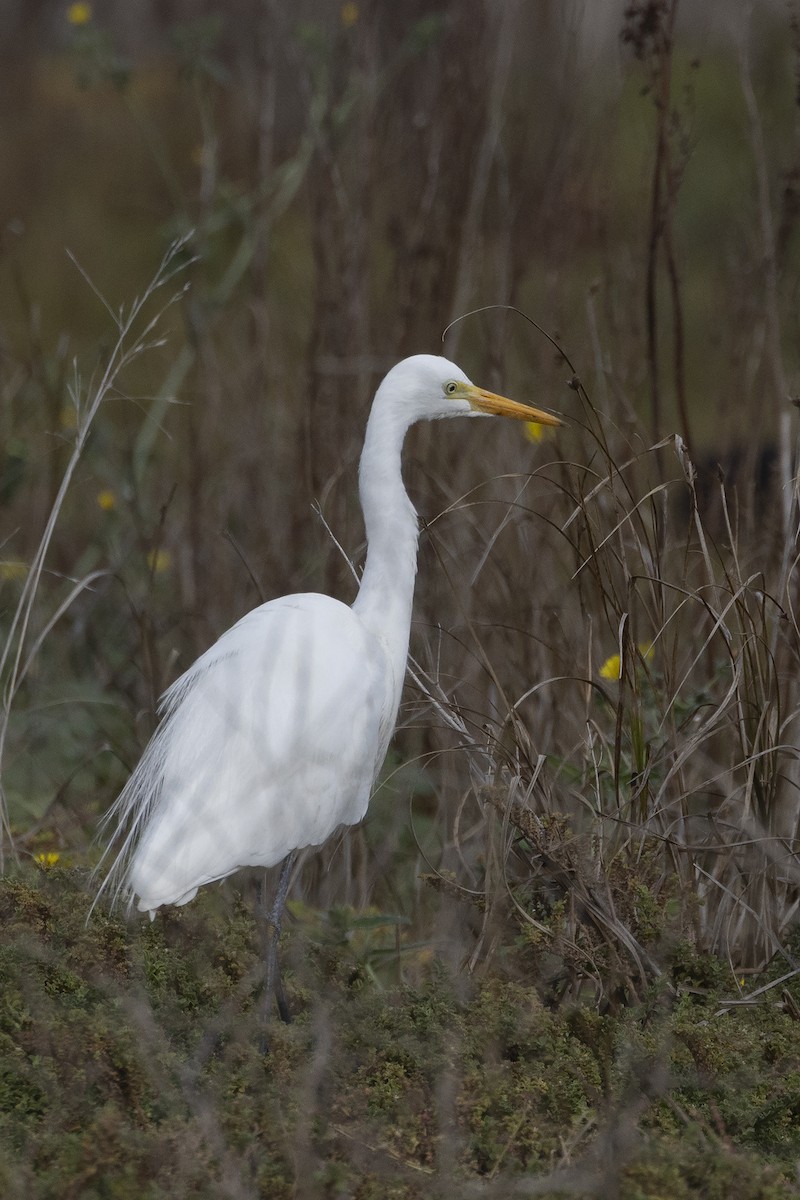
[1,865,799,1198]
[2,1,800,1194]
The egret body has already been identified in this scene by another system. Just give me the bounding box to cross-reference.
[98,355,560,917]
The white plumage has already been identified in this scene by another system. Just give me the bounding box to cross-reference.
[97,354,560,915]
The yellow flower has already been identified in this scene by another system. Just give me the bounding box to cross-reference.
[97,489,117,511]
[147,548,171,573]
[67,2,92,25]
[599,643,654,681]
[35,851,60,868]
[599,653,621,681]
[340,2,359,28]
[523,421,557,444]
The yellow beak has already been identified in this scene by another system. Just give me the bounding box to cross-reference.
[467,385,562,426]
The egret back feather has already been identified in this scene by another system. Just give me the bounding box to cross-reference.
[99,595,389,913]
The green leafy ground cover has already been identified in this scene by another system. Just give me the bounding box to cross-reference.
[1,865,798,1199]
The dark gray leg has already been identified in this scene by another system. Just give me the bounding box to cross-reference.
[262,851,297,1037]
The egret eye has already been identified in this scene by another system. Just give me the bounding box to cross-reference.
[444,380,459,396]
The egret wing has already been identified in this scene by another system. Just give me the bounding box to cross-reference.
[102,594,388,912]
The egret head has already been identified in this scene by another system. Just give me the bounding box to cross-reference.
[377,353,562,427]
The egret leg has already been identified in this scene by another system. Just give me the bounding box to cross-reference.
[261,851,297,1035]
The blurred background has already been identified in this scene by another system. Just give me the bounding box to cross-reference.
[2,0,800,967]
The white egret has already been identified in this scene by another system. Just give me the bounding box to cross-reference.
[96,354,560,1011]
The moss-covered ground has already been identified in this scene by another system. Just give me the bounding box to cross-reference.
[1,865,798,1199]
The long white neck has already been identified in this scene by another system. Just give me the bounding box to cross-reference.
[351,398,419,682]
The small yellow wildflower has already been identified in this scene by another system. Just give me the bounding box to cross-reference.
[0,561,28,581]
[147,548,171,573]
[97,489,117,512]
[67,2,92,25]
[599,643,654,680]
[35,851,60,868]
[523,420,557,444]
[599,653,621,681]
[340,2,359,28]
